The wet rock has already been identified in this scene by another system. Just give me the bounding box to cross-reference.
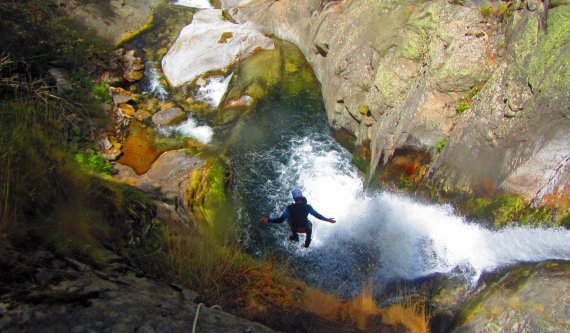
[133,109,152,122]
[222,95,254,109]
[151,107,185,126]
[110,87,136,105]
[123,50,145,82]
[114,149,205,201]
[118,104,136,118]
[161,9,274,87]
[452,261,570,332]
[99,70,124,85]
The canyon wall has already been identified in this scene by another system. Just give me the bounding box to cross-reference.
[226,0,570,204]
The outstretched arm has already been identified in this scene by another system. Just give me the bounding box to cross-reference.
[308,205,336,223]
[261,208,289,224]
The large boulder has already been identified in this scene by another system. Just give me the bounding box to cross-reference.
[161,9,274,87]
[114,149,205,201]
[60,0,160,46]
[452,261,570,332]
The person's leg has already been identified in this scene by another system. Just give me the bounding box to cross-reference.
[304,222,312,248]
[289,230,299,242]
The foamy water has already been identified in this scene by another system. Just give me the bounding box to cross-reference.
[265,135,570,285]
[195,74,234,108]
[171,0,212,8]
[158,117,214,144]
[144,63,168,100]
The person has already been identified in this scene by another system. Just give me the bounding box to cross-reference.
[260,188,336,248]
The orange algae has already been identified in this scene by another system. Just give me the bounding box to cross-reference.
[117,122,164,175]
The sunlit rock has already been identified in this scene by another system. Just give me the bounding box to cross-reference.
[110,87,135,105]
[115,149,205,201]
[161,9,274,87]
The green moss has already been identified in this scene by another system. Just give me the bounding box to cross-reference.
[218,31,234,43]
[462,194,556,228]
[74,152,112,174]
[456,101,469,115]
[436,139,446,152]
[527,5,570,92]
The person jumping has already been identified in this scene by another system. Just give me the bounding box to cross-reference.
[260,188,336,248]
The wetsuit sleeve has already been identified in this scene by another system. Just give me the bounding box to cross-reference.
[269,207,289,223]
[308,205,329,221]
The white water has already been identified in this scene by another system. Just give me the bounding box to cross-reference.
[195,74,234,108]
[158,117,214,144]
[144,63,168,100]
[267,135,570,286]
[171,0,212,9]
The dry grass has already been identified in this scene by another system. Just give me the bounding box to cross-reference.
[303,288,345,321]
[161,220,295,312]
[380,295,431,333]
[302,284,431,332]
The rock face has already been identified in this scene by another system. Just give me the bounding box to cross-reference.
[452,261,570,333]
[0,250,281,333]
[161,9,275,87]
[225,0,570,203]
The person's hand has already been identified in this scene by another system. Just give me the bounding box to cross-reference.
[261,217,269,224]
[328,218,336,223]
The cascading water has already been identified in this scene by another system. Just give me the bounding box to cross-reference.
[229,87,570,297]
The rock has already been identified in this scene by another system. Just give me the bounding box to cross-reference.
[229,0,570,202]
[114,149,205,201]
[99,70,124,85]
[221,95,254,109]
[452,262,570,332]
[0,249,280,333]
[133,109,152,122]
[151,107,185,126]
[118,104,136,118]
[60,0,161,46]
[110,87,136,105]
[123,50,145,82]
[161,9,274,87]
[48,68,73,92]
[136,323,155,333]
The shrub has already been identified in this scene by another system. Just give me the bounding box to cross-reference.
[456,101,469,114]
[91,82,111,104]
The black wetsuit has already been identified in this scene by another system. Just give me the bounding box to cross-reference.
[268,198,329,248]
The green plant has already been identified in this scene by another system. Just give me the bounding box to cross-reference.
[399,175,416,192]
[74,152,112,174]
[480,5,493,18]
[437,139,446,152]
[456,101,469,114]
[91,82,111,103]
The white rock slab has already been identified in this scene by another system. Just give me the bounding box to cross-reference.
[161,9,274,87]
[171,0,212,9]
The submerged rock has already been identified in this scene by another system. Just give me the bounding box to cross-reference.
[161,9,274,87]
[151,106,185,126]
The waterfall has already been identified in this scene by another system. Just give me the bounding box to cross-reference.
[250,132,570,292]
